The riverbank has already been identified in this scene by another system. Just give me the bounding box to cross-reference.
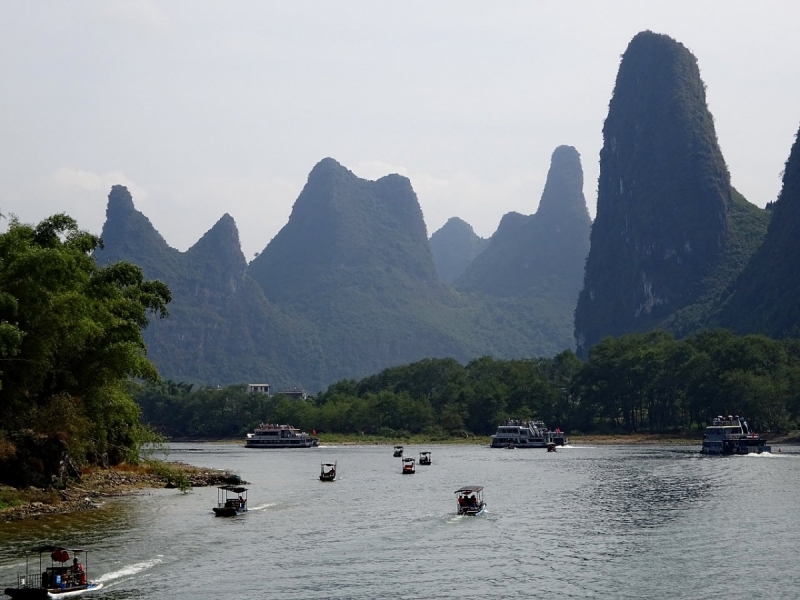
[0,461,241,522]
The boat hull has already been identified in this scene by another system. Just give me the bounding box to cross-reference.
[4,583,103,599]
[701,440,771,455]
[213,507,247,517]
[245,439,319,448]
[459,503,486,516]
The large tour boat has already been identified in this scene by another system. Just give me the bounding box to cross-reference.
[701,415,771,455]
[490,419,568,448]
[245,423,319,448]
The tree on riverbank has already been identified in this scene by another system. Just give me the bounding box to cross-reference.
[0,213,171,486]
[134,331,800,438]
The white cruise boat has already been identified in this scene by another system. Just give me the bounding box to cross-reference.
[490,419,568,448]
[245,423,319,448]
[701,415,770,455]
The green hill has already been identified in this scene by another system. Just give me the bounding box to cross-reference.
[429,217,489,284]
[454,145,591,350]
[715,123,800,335]
[94,185,318,389]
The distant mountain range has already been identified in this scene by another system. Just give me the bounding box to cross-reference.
[94,29,800,387]
[96,152,589,391]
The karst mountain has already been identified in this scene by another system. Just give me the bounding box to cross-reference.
[716,123,800,335]
[95,158,579,391]
[574,30,769,357]
[429,217,489,284]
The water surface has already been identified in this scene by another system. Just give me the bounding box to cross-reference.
[2,443,798,599]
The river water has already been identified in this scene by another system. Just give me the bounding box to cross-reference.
[1,443,799,599]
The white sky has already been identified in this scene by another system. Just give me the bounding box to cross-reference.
[1,1,798,258]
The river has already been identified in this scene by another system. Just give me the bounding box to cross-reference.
[2,443,799,599]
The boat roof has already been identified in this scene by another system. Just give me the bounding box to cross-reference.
[454,485,484,494]
[32,545,89,553]
[218,485,248,492]
[321,463,336,467]
[403,456,415,461]
[420,451,430,454]
[394,445,403,448]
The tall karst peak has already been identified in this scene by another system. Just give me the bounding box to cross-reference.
[452,145,591,352]
[95,185,178,280]
[536,145,590,224]
[249,157,437,303]
[574,30,734,358]
[107,184,135,214]
[429,217,489,284]
[186,213,246,273]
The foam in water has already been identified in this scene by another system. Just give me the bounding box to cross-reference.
[96,556,163,583]
[249,502,277,511]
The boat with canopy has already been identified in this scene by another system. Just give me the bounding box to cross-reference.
[393,445,403,457]
[319,462,337,481]
[455,486,486,516]
[418,451,431,465]
[212,485,249,516]
[401,457,416,474]
[3,546,103,598]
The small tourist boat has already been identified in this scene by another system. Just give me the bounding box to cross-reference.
[455,486,486,516]
[419,451,431,465]
[212,485,249,516]
[3,546,103,599]
[402,457,416,474]
[701,415,771,455]
[393,445,403,457]
[320,462,337,481]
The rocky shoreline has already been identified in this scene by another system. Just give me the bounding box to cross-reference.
[0,462,243,522]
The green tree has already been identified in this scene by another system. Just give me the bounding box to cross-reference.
[0,214,170,467]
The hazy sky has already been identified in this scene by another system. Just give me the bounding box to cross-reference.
[1,1,798,258]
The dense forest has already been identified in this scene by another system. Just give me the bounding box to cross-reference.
[0,213,170,487]
[135,329,800,439]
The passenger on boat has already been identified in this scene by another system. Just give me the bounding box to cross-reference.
[468,495,477,508]
[238,495,245,509]
[458,496,465,508]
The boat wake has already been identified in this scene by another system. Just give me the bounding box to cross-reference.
[96,556,163,583]
[745,451,780,458]
[249,502,278,511]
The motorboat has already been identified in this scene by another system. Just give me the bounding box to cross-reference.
[490,419,568,448]
[701,415,771,455]
[212,485,249,516]
[3,546,103,598]
[402,457,416,474]
[418,451,431,465]
[319,462,337,481]
[245,423,319,448]
[455,486,486,516]
[393,445,403,457]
